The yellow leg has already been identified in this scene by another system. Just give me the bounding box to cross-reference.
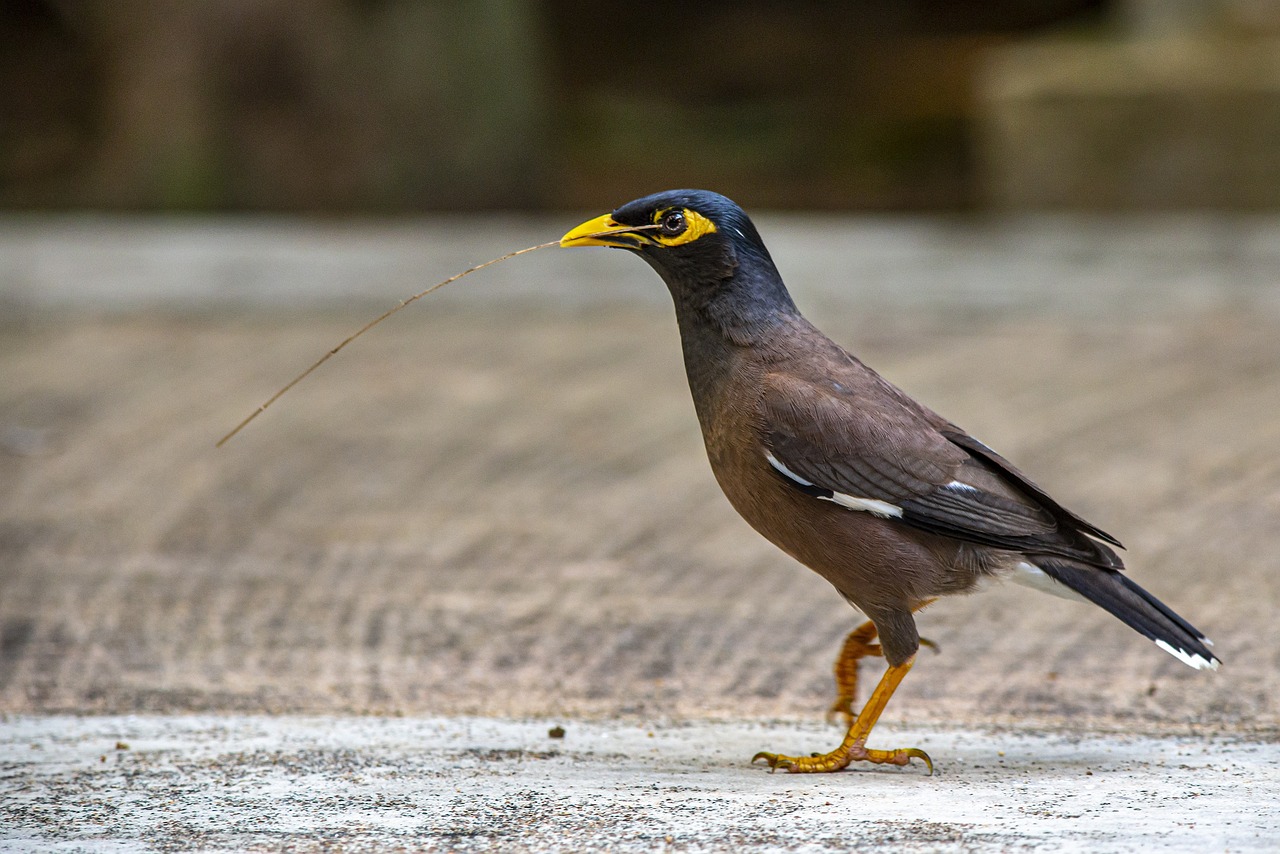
[753,654,932,774]
[827,621,939,727]
[826,621,881,726]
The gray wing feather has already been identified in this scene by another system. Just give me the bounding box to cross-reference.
[762,374,1121,568]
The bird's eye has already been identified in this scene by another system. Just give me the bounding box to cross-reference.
[660,211,687,236]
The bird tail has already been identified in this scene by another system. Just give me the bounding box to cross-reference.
[1035,558,1220,671]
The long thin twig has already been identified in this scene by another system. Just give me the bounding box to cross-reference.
[216,226,656,447]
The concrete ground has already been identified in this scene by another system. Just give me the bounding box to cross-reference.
[4,715,1278,852]
[2,215,1279,850]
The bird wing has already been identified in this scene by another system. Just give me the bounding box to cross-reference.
[761,373,1121,568]
[937,428,1122,548]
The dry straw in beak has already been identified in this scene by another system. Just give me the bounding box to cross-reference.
[216,225,659,447]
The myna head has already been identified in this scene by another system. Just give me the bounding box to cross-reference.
[561,189,796,336]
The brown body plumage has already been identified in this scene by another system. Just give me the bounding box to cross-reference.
[680,311,992,664]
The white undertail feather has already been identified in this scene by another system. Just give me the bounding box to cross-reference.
[1010,561,1088,604]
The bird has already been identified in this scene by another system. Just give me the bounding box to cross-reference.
[559,189,1220,774]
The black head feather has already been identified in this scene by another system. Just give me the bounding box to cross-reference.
[605,189,796,331]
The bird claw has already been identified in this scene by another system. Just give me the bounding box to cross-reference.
[752,751,795,773]
[751,743,933,775]
[901,747,935,776]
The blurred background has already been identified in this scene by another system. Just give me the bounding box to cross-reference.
[6,0,1280,214]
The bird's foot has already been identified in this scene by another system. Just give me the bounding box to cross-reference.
[752,740,933,775]
[759,654,931,774]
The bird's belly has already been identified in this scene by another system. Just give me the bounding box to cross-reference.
[705,441,976,612]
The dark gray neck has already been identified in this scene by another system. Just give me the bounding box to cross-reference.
[662,266,802,432]
[655,248,798,346]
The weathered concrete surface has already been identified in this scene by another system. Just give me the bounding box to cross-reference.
[3,305,1279,727]
[3,715,1278,853]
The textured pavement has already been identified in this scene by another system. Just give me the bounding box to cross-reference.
[5,715,1279,852]
[3,305,1278,727]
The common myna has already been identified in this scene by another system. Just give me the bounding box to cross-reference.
[560,189,1220,774]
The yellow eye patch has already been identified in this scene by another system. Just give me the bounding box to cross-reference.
[650,208,718,247]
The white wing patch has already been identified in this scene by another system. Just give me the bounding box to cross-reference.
[826,492,904,518]
[765,452,903,519]
[765,452,814,487]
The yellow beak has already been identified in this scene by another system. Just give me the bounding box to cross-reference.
[560,213,646,248]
